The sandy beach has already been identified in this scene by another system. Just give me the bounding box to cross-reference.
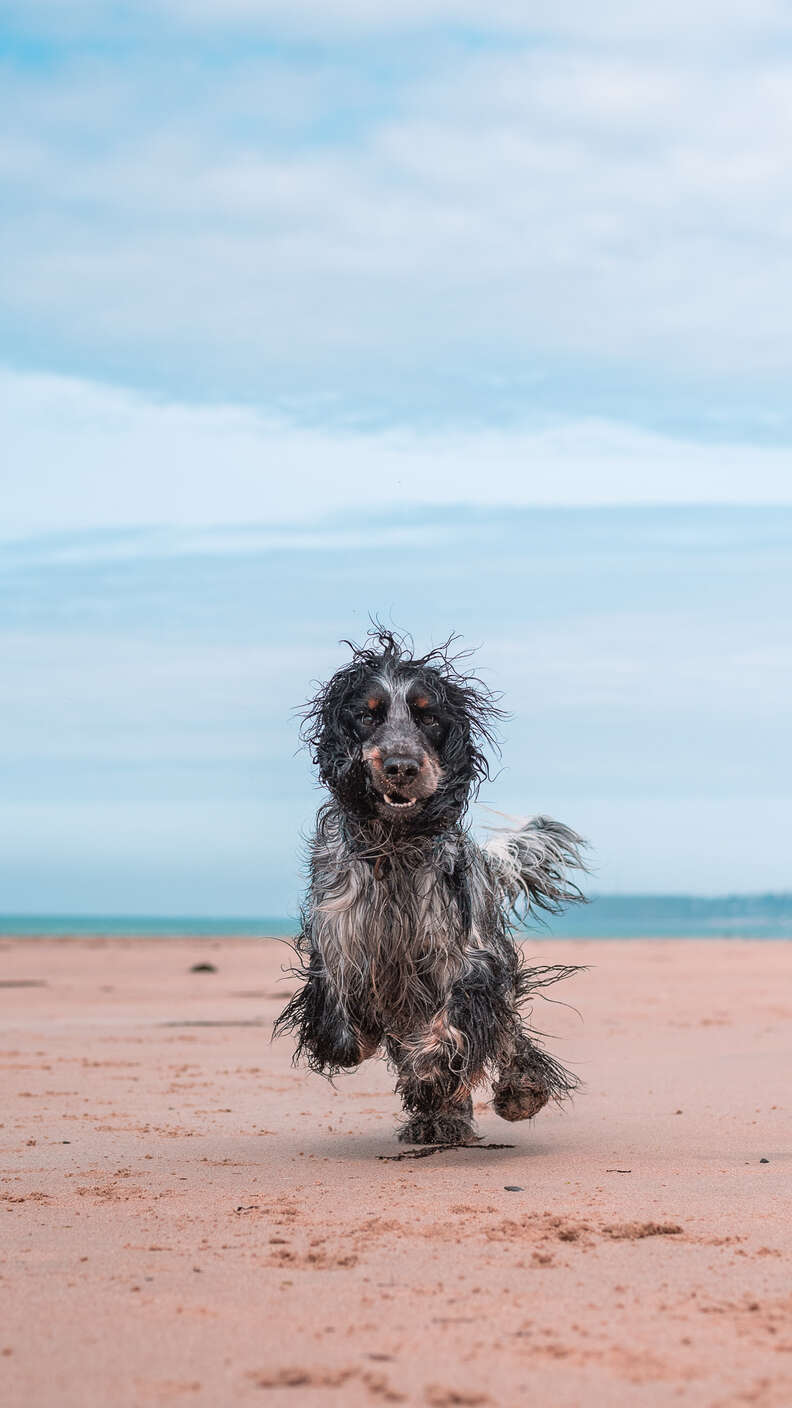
[1,936,790,1407]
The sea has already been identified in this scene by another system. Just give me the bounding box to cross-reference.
[2,894,791,939]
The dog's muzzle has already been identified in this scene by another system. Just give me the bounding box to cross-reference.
[364,743,441,817]
[380,754,420,809]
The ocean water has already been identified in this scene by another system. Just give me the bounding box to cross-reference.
[1,895,791,939]
[0,914,298,938]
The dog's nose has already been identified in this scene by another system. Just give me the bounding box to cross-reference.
[383,755,421,782]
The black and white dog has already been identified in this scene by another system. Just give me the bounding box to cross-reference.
[275,630,586,1146]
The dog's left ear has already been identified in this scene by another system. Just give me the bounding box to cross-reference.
[436,671,503,797]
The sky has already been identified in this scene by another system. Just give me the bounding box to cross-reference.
[1,3,791,913]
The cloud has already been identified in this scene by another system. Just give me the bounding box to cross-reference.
[1,7,792,429]
[7,1,792,41]
[3,367,792,540]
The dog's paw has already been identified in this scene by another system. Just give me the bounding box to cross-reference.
[492,1074,550,1122]
[397,1112,479,1146]
[307,1025,379,1072]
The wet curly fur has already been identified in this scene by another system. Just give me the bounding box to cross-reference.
[274,629,587,1146]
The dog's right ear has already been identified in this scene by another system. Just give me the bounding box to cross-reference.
[299,663,365,791]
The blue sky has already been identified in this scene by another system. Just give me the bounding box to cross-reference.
[2,507,790,913]
[1,3,791,912]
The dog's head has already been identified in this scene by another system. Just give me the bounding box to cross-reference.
[302,630,502,831]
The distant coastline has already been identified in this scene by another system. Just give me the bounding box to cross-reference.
[2,894,791,939]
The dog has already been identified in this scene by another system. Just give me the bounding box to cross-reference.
[275,630,586,1146]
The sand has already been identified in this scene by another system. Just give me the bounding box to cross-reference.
[1,936,790,1408]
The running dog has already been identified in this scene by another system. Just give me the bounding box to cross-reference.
[275,630,586,1145]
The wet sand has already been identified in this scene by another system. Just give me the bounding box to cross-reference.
[1,937,790,1407]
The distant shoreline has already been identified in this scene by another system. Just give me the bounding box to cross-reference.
[2,893,791,939]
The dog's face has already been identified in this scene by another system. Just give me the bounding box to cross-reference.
[304,634,500,832]
[351,672,447,822]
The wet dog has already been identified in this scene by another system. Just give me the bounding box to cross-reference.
[275,630,586,1145]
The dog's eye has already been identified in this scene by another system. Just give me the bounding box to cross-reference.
[358,711,376,726]
[422,713,438,727]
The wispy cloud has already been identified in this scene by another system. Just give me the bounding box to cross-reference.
[3,368,792,541]
[7,2,792,40]
[1,5,792,429]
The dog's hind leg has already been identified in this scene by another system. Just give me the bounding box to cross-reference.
[492,1030,578,1121]
[274,951,381,1077]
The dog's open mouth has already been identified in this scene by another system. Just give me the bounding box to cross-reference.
[382,792,418,810]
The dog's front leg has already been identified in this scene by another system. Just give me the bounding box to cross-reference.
[391,948,530,1144]
[390,1003,484,1146]
[274,950,380,1076]
[394,1057,477,1146]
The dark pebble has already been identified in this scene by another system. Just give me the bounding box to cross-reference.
[504,1185,523,1192]
[190,962,217,973]
[760,1157,770,1164]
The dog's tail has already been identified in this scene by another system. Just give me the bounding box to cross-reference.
[483,814,588,919]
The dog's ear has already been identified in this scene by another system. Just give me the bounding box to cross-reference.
[433,670,503,799]
[299,662,366,790]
